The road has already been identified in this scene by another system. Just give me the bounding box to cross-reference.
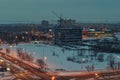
[0,51,51,80]
[0,57,42,80]
[55,69,120,80]
[1,50,120,80]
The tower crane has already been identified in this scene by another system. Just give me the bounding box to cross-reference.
[52,11,66,26]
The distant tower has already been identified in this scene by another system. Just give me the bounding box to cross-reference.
[41,20,49,27]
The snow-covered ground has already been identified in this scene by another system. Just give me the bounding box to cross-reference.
[1,43,120,71]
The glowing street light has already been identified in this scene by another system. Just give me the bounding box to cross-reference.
[7,67,11,71]
[44,56,47,60]
[0,59,4,62]
[117,56,120,58]
[51,76,55,80]
[49,29,52,32]
[94,73,99,78]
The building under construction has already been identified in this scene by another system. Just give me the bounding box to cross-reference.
[54,25,82,45]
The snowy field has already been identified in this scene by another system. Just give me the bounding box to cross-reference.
[1,43,120,71]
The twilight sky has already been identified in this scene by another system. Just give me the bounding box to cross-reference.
[0,0,120,23]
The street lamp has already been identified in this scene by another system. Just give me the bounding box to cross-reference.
[44,56,47,60]
[94,73,99,78]
[0,59,4,63]
[81,58,85,71]
[51,76,55,80]
[43,56,47,71]
[6,67,11,71]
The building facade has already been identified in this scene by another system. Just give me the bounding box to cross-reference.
[41,20,49,27]
[54,26,82,45]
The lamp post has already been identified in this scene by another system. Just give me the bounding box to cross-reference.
[42,46,48,71]
[43,56,47,71]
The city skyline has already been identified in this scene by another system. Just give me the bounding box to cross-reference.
[0,0,120,23]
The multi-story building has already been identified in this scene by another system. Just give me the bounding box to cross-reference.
[57,19,76,26]
[54,26,82,45]
[41,20,49,27]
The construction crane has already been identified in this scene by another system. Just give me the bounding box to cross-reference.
[52,11,65,26]
[52,11,62,20]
